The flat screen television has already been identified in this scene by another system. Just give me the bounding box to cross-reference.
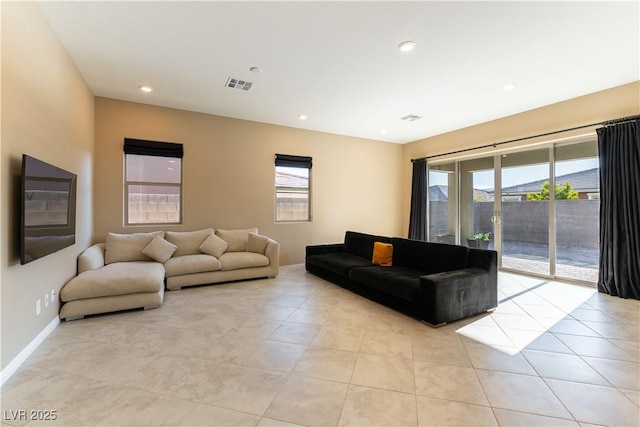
[20,155,77,265]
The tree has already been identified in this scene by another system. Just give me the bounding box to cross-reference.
[526,180,579,201]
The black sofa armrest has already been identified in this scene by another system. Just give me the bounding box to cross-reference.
[305,243,345,272]
[419,268,498,325]
[306,243,345,256]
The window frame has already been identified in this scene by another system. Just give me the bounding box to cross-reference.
[123,138,184,226]
[274,154,312,223]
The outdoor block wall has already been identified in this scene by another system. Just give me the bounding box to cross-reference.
[128,193,180,223]
[554,200,600,248]
[127,194,309,223]
[276,197,309,222]
[430,200,599,249]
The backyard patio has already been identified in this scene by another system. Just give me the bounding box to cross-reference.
[500,240,598,283]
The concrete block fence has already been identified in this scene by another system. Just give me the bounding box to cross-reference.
[128,193,180,223]
[127,193,308,223]
[430,200,599,249]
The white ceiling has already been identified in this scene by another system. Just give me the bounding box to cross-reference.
[38,1,639,144]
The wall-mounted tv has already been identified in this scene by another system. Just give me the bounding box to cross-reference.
[20,155,77,265]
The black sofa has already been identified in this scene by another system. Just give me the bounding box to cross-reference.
[305,231,498,325]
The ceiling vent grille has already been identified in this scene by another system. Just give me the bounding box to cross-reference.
[400,114,422,122]
[226,77,253,91]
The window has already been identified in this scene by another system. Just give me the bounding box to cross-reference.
[124,138,183,225]
[275,154,312,222]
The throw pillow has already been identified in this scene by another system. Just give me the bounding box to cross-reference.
[142,236,177,263]
[246,233,269,254]
[215,228,258,252]
[199,233,229,258]
[105,231,164,264]
[372,242,393,267]
[165,228,213,257]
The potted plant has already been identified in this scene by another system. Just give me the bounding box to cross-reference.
[467,232,492,249]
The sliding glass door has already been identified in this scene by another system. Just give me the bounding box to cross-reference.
[426,138,599,284]
[554,140,599,282]
[500,149,550,275]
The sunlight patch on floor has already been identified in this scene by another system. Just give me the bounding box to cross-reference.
[455,275,597,355]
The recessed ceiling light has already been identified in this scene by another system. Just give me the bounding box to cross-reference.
[503,84,515,91]
[138,85,153,93]
[297,114,308,120]
[380,130,387,134]
[250,66,262,73]
[398,40,416,52]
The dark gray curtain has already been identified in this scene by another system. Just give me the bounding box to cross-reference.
[597,120,640,299]
[408,159,428,241]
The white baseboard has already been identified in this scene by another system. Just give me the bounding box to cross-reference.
[0,316,60,388]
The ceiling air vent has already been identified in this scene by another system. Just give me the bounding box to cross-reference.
[226,77,252,91]
[400,114,422,122]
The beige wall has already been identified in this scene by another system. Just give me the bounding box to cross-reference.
[94,98,404,265]
[401,81,640,233]
[1,2,94,370]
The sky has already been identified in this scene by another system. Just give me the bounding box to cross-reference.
[430,158,598,190]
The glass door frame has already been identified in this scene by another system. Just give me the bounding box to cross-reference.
[458,155,499,253]
[426,161,459,245]
[426,134,598,285]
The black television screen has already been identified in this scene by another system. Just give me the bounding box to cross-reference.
[20,155,77,265]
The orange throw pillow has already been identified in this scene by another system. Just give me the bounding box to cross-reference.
[372,242,393,267]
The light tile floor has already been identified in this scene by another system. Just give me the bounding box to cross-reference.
[1,265,639,426]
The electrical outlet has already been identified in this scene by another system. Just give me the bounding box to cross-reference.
[36,299,41,316]
[45,293,49,307]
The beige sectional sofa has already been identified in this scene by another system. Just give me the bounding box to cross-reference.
[59,228,279,320]
[163,227,279,290]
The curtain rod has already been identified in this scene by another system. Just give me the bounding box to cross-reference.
[411,114,640,162]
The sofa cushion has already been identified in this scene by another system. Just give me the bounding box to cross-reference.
[344,231,392,259]
[216,228,258,252]
[165,228,214,257]
[306,252,373,277]
[142,236,177,263]
[105,231,165,264]
[246,233,269,254]
[78,243,106,273]
[218,252,269,271]
[349,266,422,301]
[164,254,222,277]
[372,242,393,266]
[61,261,165,301]
[391,238,469,274]
[199,233,228,258]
